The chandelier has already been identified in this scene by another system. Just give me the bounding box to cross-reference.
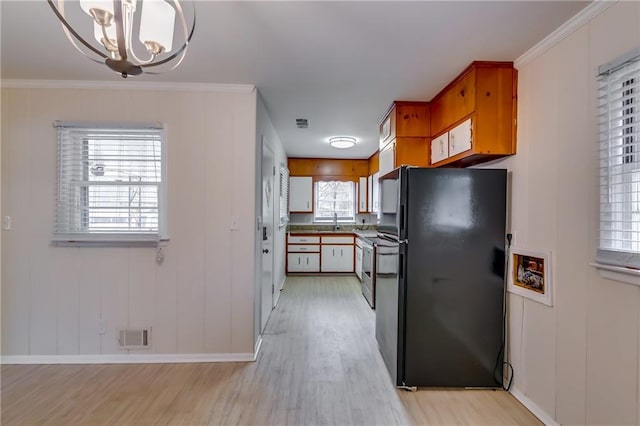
[47,0,196,78]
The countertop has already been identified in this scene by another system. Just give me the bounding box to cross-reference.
[287,229,378,240]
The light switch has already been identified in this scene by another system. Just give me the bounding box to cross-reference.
[3,216,11,231]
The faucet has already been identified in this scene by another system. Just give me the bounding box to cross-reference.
[333,212,339,231]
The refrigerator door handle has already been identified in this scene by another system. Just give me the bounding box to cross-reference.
[399,252,404,280]
[399,204,406,237]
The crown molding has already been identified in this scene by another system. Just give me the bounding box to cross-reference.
[1,79,256,93]
[515,0,616,68]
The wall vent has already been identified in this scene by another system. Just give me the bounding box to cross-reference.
[296,118,308,128]
[118,327,151,349]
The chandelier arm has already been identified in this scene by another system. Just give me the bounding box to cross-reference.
[141,1,196,69]
[47,0,108,60]
[143,47,187,74]
[122,3,156,64]
[126,9,157,66]
[100,25,118,52]
[113,0,128,61]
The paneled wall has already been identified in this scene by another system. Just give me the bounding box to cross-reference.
[480,2,640,424]
[1,85,258,358]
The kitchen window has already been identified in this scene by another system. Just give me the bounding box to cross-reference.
[314,180,356,223]
[53,122,167,244]
[596,49,640,275]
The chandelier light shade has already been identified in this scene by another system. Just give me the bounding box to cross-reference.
[329,136,357,149]
[47,0,196,78]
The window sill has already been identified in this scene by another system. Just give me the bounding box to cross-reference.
[590,262,640,286]
[53,236,170,248]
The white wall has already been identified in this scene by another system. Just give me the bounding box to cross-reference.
[482,2,640,424]
[1,84,258,358]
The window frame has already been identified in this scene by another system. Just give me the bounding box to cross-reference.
[53,121,168,245]
[313,180,356,223]
[595,49,640,278]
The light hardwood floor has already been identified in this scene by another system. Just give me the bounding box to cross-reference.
[1,276,542,425]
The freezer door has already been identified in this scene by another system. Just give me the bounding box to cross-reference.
[375,234,402,386]
[377,167,407,239]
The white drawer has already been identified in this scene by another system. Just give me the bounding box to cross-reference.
[321,236,354,244]
[288,235,320,244]
[288,244,320,253]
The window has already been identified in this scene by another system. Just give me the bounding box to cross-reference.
[597,50,640,268]
[314,180,356,222]
[54,122,166,243]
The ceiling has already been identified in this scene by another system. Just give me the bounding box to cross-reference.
[1,1,590,159]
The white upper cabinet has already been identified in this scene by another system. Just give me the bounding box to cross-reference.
[289,176,313,212]
[430,118,473,165]
[358,177,368,213]
[372,172,380,214]
[379,143,395,177]
[367,175,373,212]
[431,133,449,164]
[448,118,472,158]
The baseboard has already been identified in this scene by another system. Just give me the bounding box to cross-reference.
[1,352,256,365]
[510,387,560,426]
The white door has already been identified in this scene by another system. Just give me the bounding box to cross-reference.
[358,177,367,213]
[431,132,449,164]
[379,142,395,176]
[449,118,472,157]
[372,172,380,214]
[261,139,275,332]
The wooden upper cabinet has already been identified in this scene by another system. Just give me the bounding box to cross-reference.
[378,101,432,170]
[379,102,431,151]
[430,62,517,167]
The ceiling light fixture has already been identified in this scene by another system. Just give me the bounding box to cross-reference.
[47,0,196,78]
[329,136,357,149]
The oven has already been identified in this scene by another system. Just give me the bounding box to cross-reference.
[361,238,376,308]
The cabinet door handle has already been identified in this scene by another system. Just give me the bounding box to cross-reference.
[451,134,455,151]
[341,249,343,256]
[306,201,310,209]
[306,257,309,265]
[298,257,301,265]
[333,248,335,256]
[440,140,444,155]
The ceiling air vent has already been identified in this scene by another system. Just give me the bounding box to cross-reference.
[296,118,308,129]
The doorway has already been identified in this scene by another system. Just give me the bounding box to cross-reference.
[260,138,275,332]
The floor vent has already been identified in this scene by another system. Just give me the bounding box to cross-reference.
[118,327,151,349]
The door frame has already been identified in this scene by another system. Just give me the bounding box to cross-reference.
[260,137,276,332]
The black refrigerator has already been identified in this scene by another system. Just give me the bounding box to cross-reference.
[375,166,507,389]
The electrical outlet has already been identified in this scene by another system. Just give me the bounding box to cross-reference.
[98,319,106,335]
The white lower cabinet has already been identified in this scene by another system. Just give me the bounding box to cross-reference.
[288,253,320,273]
[321,245,354,272]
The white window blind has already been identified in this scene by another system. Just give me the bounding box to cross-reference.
[279,165,289,227]
[597,49,640,268]
[54,122,166,243]
[314,180,356,222]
